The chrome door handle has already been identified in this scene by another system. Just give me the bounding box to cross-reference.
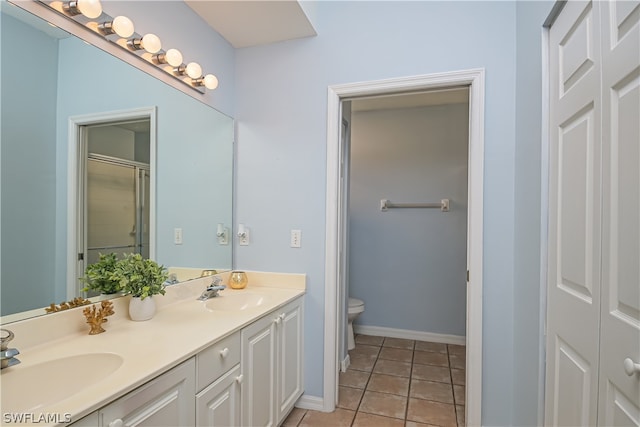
[623,358,640,376]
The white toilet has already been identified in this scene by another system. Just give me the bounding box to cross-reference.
[347,298,365,350]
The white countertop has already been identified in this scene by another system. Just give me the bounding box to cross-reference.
[0,271,305,426]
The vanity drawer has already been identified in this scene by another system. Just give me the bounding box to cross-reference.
[196,331,241,391]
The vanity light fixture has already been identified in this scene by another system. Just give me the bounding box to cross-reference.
[175,62,202,78]
[42,0,219,92]
[62,0,102,19]
[97,16,134,38]
[216,223,229,245]
[127,33,162,54]
[193,74,219,90]
[186,62,203,79]
[152,48,183,67]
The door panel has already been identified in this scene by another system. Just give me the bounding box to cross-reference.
[554,337,593,426]
[559,2,596,96]
[610,0,639,44]
[196,365,241,427]
[546,2,602,425]
[603,381,640,426]
[278,301,303,419]
[558,106,596,302]
[241,315,276,427]
[598,1,640,425]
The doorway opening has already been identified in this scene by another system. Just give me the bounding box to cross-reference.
[66,107,157,300]
[323,70,484,425]
[80,119,151,297]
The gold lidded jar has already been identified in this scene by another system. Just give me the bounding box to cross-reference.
[229,271,248,289]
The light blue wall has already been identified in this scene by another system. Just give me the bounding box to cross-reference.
[1,13,59,313]
[54,37,234,294]
[234,2,519,422]
[349,104,468,336]
[513,1,554,425]
[1,1,235,316]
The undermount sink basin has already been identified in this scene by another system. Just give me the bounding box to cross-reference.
[204,292,267,311]
[0,352,123,412]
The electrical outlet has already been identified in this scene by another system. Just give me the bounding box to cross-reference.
[290,229,302,248]
[174,228,183,245]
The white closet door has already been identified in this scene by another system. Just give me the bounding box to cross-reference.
[598,1,640,426]
[545,1,603,425]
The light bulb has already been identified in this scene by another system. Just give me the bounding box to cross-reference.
[185,62,202,79]
[203,74,219,90]
[141,33,161,54]
[164,49,183,67]
[111,16,134,38]
[77,0,102,18]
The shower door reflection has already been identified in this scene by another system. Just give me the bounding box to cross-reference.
[86,157,149,265]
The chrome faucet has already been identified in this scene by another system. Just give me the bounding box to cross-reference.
[165,273,179,285]
[1,329,20,369]
[197,276,226,301]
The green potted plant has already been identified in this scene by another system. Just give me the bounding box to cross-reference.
[115,253,168,321]
[80,253,122,295]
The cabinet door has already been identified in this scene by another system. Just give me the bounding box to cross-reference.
[276,298,304,423]
[241,313,277,427]
[101,358,196,427]
[196,364,242,427]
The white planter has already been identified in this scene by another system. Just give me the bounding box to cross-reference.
[129,296,156,321]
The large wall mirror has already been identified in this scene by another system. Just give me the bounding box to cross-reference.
[0,2,234,320]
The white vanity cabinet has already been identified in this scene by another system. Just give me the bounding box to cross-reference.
[196,331,242,426]
[241,297,304,426]
[64,293,304,427]
[100,358,196,427]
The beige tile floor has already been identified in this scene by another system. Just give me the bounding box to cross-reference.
[282,335,466,427]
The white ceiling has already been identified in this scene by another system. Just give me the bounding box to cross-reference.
[351,87,470,113]
[184,0,317,48]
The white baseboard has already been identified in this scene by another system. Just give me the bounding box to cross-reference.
[295,394,325,411]
[354,325,465,346]
[340,354,350,372]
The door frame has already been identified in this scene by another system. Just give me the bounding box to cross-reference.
[539,3,566,422]
[323,68,485,425]
[66,107,157,299]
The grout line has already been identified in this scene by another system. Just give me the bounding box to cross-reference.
[448,344,465,427]
[404,342,416,423]
[347,336,380,426]
[295,409,308,427]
